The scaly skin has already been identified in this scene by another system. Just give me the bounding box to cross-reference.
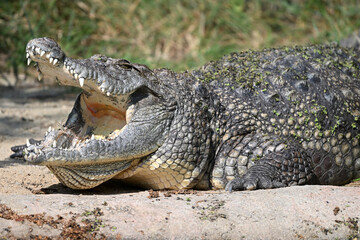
[11,37,360,191]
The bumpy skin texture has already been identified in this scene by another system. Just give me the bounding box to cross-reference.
[11,38,360,191]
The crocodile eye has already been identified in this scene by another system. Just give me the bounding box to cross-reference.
[115,59,133,70]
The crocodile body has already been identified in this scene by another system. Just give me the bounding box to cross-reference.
[11,38,360,191]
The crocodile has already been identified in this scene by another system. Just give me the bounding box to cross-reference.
[10,37,360,191]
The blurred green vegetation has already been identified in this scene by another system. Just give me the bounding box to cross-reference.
[1,0,360,84]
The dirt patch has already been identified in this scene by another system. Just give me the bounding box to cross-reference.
[0,203,107,239]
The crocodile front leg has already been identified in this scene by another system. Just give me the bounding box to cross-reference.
[225,149,313,191]
[225,144,355,192]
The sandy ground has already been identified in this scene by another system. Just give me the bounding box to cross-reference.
[0,85,359,239]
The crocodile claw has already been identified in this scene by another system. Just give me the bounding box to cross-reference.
[226,175,286,192]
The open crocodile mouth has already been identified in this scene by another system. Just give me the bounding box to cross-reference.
[15,38,176,189]
[18,38,173,189]
[23,38,137,164]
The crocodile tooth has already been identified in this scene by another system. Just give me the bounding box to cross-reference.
[35,47,41,54]
[31,46,35,51]
[70,69,74,74]
[34,148,40,154]
[39,149,43,155]
[38,72,43,81]
[91,134,95,140]
[48,126,52,132]
[74,73,79,79]
[106,92,111,96]
[27,58,32,66]
[46,53,50,59]
[49,57,54,64]
[24,148,29,155]
[52,140,57,148]
[53,58,58,65]
[26,52,30,58]
[26,139,31,147]
[79,77,85,87]
[40,50,45,57]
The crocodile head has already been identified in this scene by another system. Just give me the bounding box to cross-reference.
[23,38,175,189]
